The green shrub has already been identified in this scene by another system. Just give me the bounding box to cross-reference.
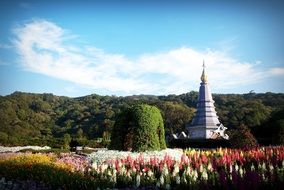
[228,124,258,148]
[110,104,166,152]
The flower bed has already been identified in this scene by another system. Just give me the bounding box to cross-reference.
[0,146,51,153]
[0,153,95,189]
[87,148,184,164]
[89,146,284,189]
[0,147,283,189]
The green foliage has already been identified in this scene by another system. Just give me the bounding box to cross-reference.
[228,124,258,148]
[76,128,84,139]
[109,108,129,150]
[214,95,272,128]
[269,110,284,145]
[155,101,194,134]
[0,131,8,145]
[63,134,71,149]
[276,121,284,145]
[253,108,284,145]
[0,91,283,147]
[110,104,166,152]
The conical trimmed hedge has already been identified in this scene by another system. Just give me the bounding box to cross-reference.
[110,104,166,152]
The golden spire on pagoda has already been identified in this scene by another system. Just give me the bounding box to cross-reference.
[201,60,208,83]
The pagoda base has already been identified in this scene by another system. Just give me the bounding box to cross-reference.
[187,125,219,139]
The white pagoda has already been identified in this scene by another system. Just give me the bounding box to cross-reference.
[186,62,229,140]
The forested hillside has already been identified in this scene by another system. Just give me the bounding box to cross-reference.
[0,91,283,147]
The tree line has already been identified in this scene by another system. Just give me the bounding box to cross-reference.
[0,91,283,147]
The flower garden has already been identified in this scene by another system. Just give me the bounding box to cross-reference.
[0,146,283,189]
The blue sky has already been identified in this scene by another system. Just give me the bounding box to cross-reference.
[0,0,283,97]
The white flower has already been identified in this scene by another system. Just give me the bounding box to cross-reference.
[156,182,161,187]
[136,174,141,187]
[193,170,198,181]
[234,164,239,172]
[92,162,98,170]
[199,164,204,173]
[162,166,169,176]
[250,164,255,171]
[262,174,266,181]
[229,174,232,181]
[175,175,181,184]
[166,184,171,190]
[160,175,165,186]
[118,161,122,168]
[147,170,153,177]
[185,166,191,176]
[207,162,213,171]
[0,146,51,153]
[262,162,266,171]
[113,168,117,175]
[172,164,179,176]
[101,164,108,172]
[201,171,208,181]
[239,168,244,178]
[269,164,274,171]
[107,170,112,176]
[181,175,187,184]
[119,166,126,175]
[229,165,233,173]
[87,149,183,164]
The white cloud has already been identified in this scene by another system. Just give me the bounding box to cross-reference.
[12,19,276,95]
[268,67,284,76]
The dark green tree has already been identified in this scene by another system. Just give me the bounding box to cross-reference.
[76,128,84,139]
[63,133,71,149]
[110,104,166,152]
[276,121,284,145]
[0,132,8,145]
[156,101,194,135]
[254,108,284,145]
[1,91,284,147]
[228,124,258,148]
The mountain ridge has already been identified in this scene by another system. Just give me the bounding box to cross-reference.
[0,91,283,147]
